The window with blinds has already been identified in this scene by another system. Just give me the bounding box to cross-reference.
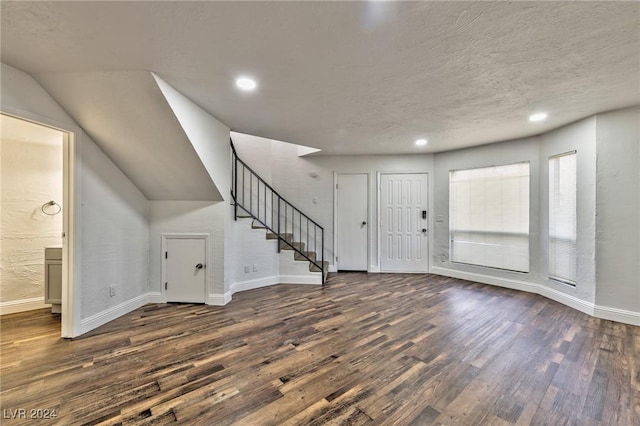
[449,163,530,272]
[549,151,577,285]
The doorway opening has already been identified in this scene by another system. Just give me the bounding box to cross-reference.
[0,113,75,337]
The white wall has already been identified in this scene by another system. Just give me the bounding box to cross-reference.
[1,62,150,335]
[0,121,63,306]
[79,139,149,320]
[228,216,280,290]
[595,107,640,314]
[233,133,436,271]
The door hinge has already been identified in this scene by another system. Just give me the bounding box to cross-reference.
[336,184,338,189]
[165,282,168,290]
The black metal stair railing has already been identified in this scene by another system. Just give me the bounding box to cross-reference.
[230,140,325,283]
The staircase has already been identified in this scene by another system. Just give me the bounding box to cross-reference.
[230,140,327,283]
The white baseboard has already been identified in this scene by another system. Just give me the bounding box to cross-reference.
[431,266,539,294]
[147,292,163,303]
[206,274,322,306]
[207,293,228,306]
[594,305,640,326]
[537,284,595,317]
[79,293,148,335]
[0,297,51,316]
[231,276,279,293]
[279,274,322,285]
[328,264,338,273]
[431,266,640,326]
[369,265,380,273]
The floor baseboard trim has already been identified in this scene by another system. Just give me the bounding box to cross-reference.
[536,285,595,317]
[278,275,322,285]
[594,305,640,326]
[147,292,163,303]
[0,297,51,316]
[231,276,280,294]
[431,266,639,326]
[207,294,228,306]
[79,293,148,335]
[431,266,539,294]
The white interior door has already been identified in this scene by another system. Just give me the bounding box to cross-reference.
[380,173,429,272]
[336,173,368,271]
[165,237,206,303]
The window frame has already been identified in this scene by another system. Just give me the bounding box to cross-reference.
[548,150,578,286]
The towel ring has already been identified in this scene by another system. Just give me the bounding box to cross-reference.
[41,200,61,216]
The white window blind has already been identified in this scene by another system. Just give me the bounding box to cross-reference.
[549,151,577,284]
[449,163,530,272]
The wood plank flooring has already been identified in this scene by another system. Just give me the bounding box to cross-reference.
[1,273,639,425]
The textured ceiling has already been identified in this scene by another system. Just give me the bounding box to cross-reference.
[1,1,639,155]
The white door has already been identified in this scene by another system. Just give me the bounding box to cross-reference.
[165,237,206,303]
[380,173,429,272]
[336,174,368,271]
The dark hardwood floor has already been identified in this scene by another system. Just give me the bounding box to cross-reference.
[1,273,639,425]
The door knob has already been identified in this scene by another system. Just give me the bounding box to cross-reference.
[421,228,427,233]
[195,263,204,269]
[361,221,367,226]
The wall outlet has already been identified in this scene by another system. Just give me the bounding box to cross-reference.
[109,285,116,297]
[244,265,250,273]
[253,264,258,272]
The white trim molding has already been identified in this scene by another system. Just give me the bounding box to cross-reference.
[206,274,323,307]
[594,305,640,326]
[431,266,640,326]
[79,293,148,335]
[207,293,230,306]
[231,276,280,294]
[0,297,51,316]
[278,274,322,285]
[146,292,163,304]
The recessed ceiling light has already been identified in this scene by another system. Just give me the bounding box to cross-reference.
[529,112,548,122]
[415,138,428,146]
[236,77,257,91]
